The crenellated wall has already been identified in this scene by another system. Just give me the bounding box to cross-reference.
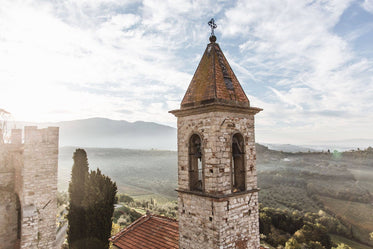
[0,127,59,249]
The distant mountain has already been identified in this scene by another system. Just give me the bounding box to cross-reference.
[12,118,371,151]
[263,143,318,153]
[15,118,177,150]
[264,142,373,152]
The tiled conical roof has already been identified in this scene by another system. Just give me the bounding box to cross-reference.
[181,37,250,109]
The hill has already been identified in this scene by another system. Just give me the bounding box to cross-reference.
[13,118,370,152]
[15,118,177,150]
[58,145,373,247]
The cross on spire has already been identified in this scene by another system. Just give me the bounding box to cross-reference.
[208,18,217,36]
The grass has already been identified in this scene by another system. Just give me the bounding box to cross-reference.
[330,234,373,249]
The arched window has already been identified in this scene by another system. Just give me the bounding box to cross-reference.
[189,134,203,191]
[232,133,245,192]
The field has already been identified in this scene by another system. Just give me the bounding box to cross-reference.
[330,234,372,249]
[58,147,177,199]
[349,167,373,193]
[320,196,373,245]
[58,145,373,247]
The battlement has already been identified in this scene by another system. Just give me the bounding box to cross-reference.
[24,126,59,145]
[6,126,59,146]
[0,125,59,249]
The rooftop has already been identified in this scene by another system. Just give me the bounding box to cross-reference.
[180,36,250,109]
[110,213,178,249]
[110,212,268,249]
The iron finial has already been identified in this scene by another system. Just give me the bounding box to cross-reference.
[208,18,217,42]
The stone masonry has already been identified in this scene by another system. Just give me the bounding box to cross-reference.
[170,34,262,249]
[0,127,59,249]
[173,110,260,249]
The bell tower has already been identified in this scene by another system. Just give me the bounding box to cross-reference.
[170,20,262,249]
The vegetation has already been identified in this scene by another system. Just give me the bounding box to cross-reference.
[59,145,373,248]
[58,147,177,197]
[67,149,117,249]
[117,193,134,203]
[332,244,352,249]
[84,169,117,249]
[330,234,372,249]
[67,149,89,248]
[112,194,177,228]
[319,196,373,245]
[259,206,335,248]
[57,191,68,233]
[112,205,142,227]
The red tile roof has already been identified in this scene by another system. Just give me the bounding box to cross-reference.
[110,213,179,249]
[181,40,250,109]
[111,213,267,249]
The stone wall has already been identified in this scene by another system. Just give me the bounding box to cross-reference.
[176,111,260,249]
[0,127,59,249]
[0,139,18,249]
[0,191,18,249]
[178,192,260,249]
[177,111,257,194]
[21,127,59,249]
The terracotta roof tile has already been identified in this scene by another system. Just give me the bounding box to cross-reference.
[110,214,179,249]
[181,41,250,109]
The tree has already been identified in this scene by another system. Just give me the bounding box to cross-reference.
[67,149,89,248]
[84,169,117,249]
[293,223,332,249]
[332,243,352,249]
[118,193,134,203]
[285,238,301,249]
[306,241,325,249]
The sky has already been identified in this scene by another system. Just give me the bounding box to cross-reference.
[0,0,372,146]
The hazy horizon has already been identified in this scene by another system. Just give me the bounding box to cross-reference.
[5,117,372,151]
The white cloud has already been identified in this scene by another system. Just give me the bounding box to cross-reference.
[362,0,373,13]
[221,0,373,144]
[0,0,196,124]
[0,0,372,145]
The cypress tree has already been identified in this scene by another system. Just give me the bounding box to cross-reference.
[67,149,89,249]
[84,169,117,249]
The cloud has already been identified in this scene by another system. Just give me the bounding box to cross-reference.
[0,0,197,124]
[362,0,373,13]
[0,0,372,145]
[221,0,373,144]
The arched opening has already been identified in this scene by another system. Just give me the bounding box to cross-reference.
[232,133,245,192]
[189,134,203,191]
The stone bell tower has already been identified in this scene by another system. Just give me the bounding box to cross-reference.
[170,21,262,249]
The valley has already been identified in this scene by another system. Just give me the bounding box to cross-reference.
[58,145,373,247]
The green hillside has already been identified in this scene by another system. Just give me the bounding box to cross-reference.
[58,145,373,247]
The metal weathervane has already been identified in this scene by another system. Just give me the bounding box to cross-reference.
[208,18,217,36]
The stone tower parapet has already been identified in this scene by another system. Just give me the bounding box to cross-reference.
[0,126,59,249]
